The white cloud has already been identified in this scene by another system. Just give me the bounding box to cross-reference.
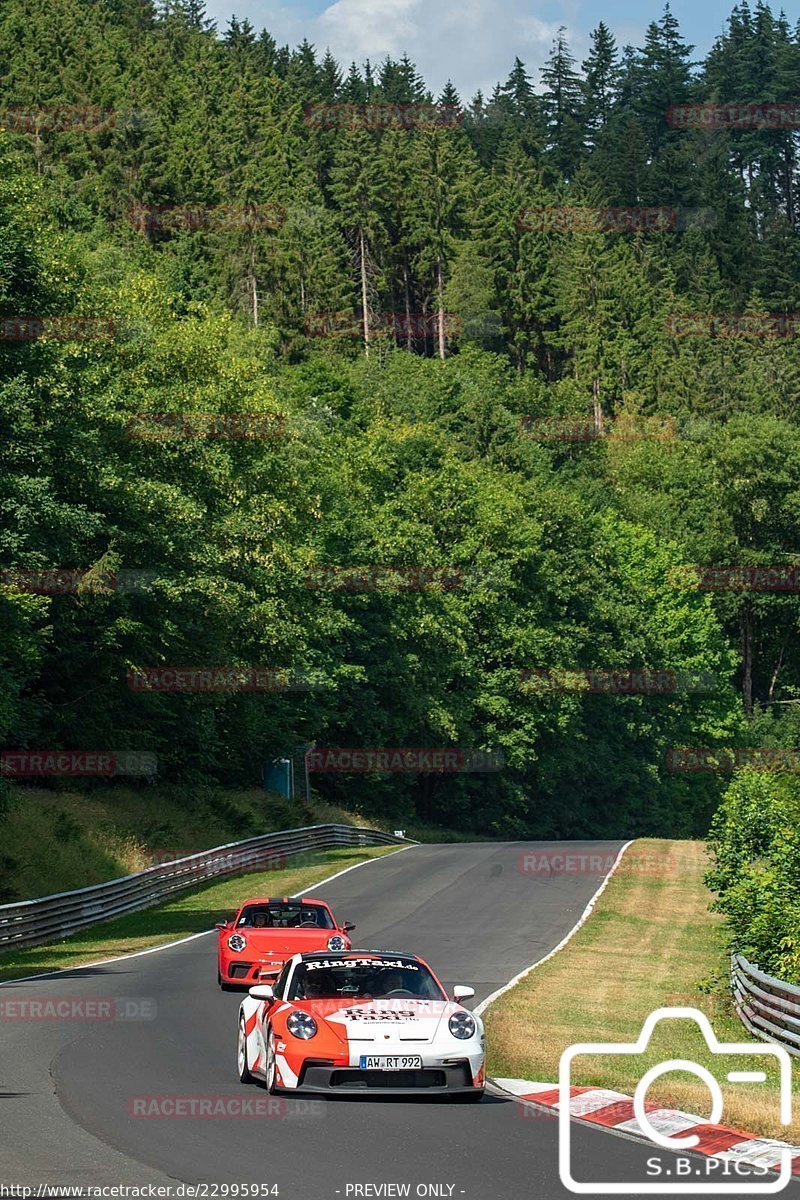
[316,0,424,64]
[205,0,646,99]
[313,0,569,99]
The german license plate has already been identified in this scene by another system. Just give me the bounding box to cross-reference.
[359,1054,423,1070]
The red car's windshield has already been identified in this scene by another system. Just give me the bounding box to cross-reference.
[287,957,445,1000]
[236,903,334,929]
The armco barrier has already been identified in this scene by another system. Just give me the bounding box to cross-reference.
[0,824,412,952]
[732,952,800,1056]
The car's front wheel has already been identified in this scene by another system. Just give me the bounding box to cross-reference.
[264,1027,281,1095]
[237,1017,253,1084]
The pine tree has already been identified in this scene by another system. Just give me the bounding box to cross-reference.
[284,39,319,101]
[463,84,508,166]
[582,23,621,142]
[398,54,428,102]
[495,58,545,158]
[222,16,256,54]
[363,60,375,101]
[472,141,558,373]
[317,50,342,101]
[406,126,477,358]
[540,28,585,181]
[273,180,351,339]
[184,0,212,31]
[255,30,278,75]
[378,128,419,350]
[636,5,694,155]
[330,129,388,354]
[340,62,367,103]
[439,80,461,112]
[500,57,535,114]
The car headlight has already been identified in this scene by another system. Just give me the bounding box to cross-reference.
[287,1011,317,1040]
[327,935,346,951]
[448,1011,476,1040]
[227,934,247,952]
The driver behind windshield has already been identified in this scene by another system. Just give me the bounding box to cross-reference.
[287,960,443,1002]
[299,969,336,998]
[371,968,411,996]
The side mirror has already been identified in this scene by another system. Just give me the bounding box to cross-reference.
[453,985,475,1002]
[249,984,274,1000]
[214,921,229,930]
[342,921,356,932]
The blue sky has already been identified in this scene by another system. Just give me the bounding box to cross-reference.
[202,0,775,100]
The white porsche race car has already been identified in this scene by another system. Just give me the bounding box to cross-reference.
[236,949,486,1100]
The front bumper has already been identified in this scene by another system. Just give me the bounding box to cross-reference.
[295,1060,478,1094]
[221,958,285,985]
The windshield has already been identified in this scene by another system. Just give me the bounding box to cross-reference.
[287,957,445,1001]
[236,903,334,930]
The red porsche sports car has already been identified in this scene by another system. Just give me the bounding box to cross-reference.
[217,897,355,989]
[236,950,485,1099]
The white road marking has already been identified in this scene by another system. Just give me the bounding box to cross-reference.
[475,840,633,1016]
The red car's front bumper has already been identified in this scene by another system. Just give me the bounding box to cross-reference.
[219,954,286,986]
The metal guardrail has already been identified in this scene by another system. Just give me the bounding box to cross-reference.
[732,953,800,1057]
[0,823,413,952]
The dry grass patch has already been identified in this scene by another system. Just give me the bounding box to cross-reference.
[485,838,797,1141]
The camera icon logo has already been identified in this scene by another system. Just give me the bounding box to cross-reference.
[559,1007,793,1194]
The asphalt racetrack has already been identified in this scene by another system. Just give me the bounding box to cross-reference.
[1,842,795,1199]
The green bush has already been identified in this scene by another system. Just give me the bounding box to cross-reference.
[705,771,800,983]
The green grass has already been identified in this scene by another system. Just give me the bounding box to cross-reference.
[0,844,403,983]
[0,783,482,904]
[485,839,797,1142]
[0,784,404,903]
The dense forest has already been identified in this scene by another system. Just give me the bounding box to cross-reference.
[0,0,799,839]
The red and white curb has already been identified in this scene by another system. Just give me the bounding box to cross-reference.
[493,1079,800,1175]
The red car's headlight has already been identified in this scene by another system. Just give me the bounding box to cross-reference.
[227,934,247,952]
